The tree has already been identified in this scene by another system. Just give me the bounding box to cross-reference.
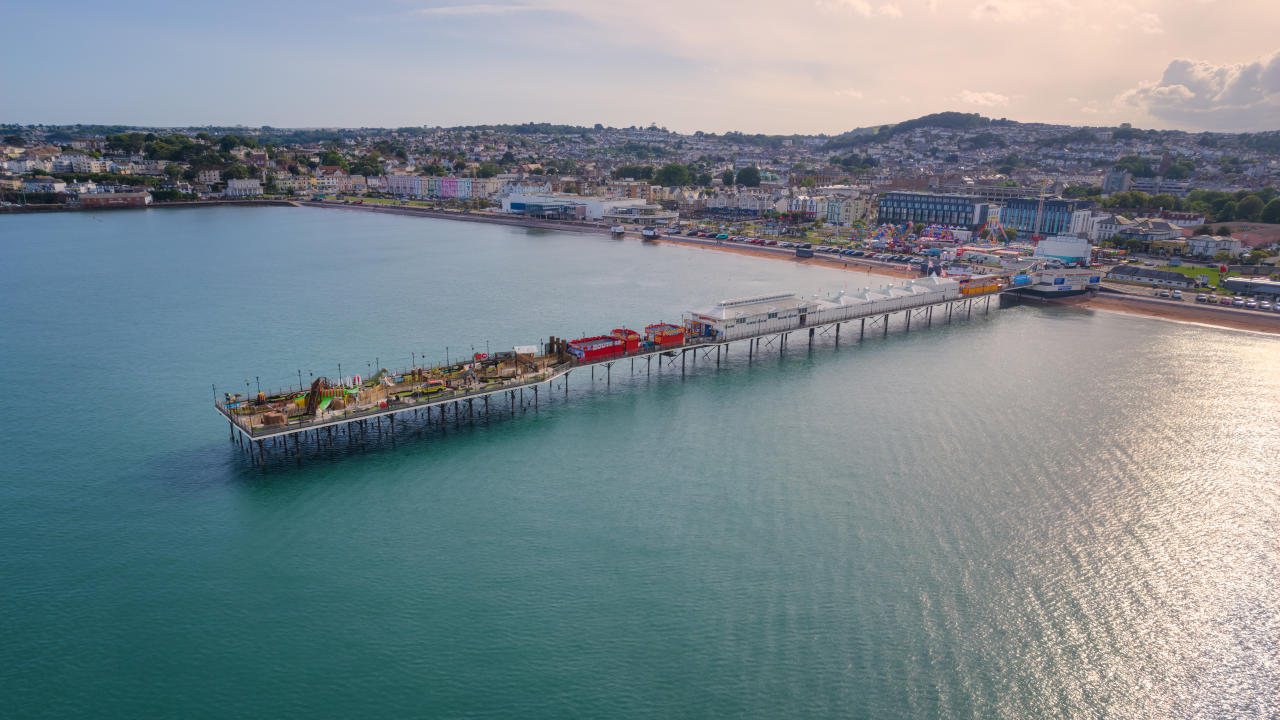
[222,164,249,180]
[3,134,23,147]
[1194,224,1214,235]
[696,172,713,187]
[1214,251,1233,263]
[1261,198,1280,224]
[452,159,467,172]
[1003,228,1017,243]
[1217,225,1232,236]
[721,169,735,187]
[1235,194,1264,222]
[1218,202,1236,222]
[500,151,515,164]
[319,150,348,171]
[350,154,382,177]
[736,166,761,187]
[653,163,692,187]
[163,164,183,179]
[476,163,500,178]
[1150,193,1179,211]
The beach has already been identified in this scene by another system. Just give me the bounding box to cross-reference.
[307,200,1277,333]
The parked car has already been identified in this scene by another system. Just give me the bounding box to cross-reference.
[1171,290,1182,300]
[1232,297,1246,307]
[1245,299,1258,309]
[1260,301,1273,311]
[1158,290,1171,298]
[1195,294,1208,303]
[1220,297,1234,305]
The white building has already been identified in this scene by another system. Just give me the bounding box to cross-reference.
[224,178,263,197]
[1185,235,1243,258]
[1034,236,1092,265]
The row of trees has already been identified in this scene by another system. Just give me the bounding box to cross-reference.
[1065,185,1280,224]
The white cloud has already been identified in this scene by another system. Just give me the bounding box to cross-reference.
[957,90,1010,107]
[1121,50,1280,130]
[969,0,1043,22]
[412,3,534,16]
[837,89,865,99]
[817,0,902,17]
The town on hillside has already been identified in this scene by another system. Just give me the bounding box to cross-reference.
[3,115,1279,279]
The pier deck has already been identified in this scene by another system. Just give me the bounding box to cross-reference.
[216,286,1012,465]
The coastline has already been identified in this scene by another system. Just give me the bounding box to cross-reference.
[13,197,1274,335]
[306,201,1280,334]
[1074,292,1280,334]
[300,200,923,279]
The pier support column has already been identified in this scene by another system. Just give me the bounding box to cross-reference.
[928,306,933,327]
[533,385,539,411]
[748,339,753,361]
[682,350,686,374]
[836,323,840,346]
[809,327,814,346]
[647,356,651,376]
[906,311,911,332]
[229,421,235,441]
[510,391,515,416]
[484,395,489,419]
[861,317,865,339]
[986,295,991,314]
[948,302,953,323]
[967,299,973,319]
[883,314,889,337]
[607,363,612,386]
[716,345,720,366]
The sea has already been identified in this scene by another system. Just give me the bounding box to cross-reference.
[1,206,1276,719]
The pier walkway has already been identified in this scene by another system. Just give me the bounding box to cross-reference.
[216,289,1008,465]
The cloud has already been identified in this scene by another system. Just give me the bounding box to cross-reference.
[1121,50,1280,131]
[837,89,865,99]
[969,0,1043,22]
[956,90,1009,107]
[817,0,902,17]
[412,3,534,16]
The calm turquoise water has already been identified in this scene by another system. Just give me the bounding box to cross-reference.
[1,207,1276,719]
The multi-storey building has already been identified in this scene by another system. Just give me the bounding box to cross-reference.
[999,197,1090,236]
[876,191,986,227]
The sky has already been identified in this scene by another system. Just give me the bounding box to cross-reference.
[3,0,1279,134]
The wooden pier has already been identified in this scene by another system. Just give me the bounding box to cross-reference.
[216,289,1005,466]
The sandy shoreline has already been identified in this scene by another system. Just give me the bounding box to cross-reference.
[1076,293,1280,334]
[305,201,1278,336]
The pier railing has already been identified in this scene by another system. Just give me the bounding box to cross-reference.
[216,360,584,439]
